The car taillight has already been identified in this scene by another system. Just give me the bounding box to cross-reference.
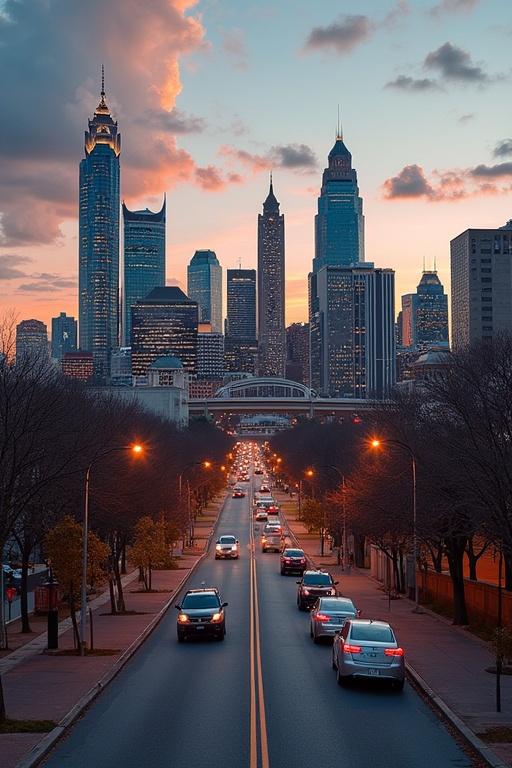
[300,558,306,563]
[343,644,361,654]
[385,647,404,657]
[315,613,330,621]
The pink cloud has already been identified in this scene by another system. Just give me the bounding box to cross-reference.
[383,161,512,202]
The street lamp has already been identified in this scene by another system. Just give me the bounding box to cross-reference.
[81,442,144,656]
[370,437,420,612]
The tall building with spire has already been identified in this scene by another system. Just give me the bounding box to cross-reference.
[257,175,285,377]
[78,68,121,383]
[122,199,166,346]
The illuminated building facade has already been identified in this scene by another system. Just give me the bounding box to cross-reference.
[78,71,121,383]
[51,312,77,361]
[399,271,448,352]
[197,324,225,379]
[131,287,198,376]
[62,351,94,382]
[123,200,166,345]
[257,177,285,377]
[187,250,222,334]
[285,323,310,386]
[225,269,257,373]
[16,319,49,362]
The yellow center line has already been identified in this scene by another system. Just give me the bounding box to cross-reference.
[253,555,270,768]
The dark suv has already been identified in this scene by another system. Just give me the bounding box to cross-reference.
[297,570,338,610]
[280,548,307,575]
[176,588,228,642]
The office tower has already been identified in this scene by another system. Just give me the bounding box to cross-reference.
[15,319,48,362]
[450,223,512,349]
[226,269,256,339]
[123,199,166,345]
[110,347,132,386]
[197,324,225,379]
[62,351,94,382]
[313,130,364,274]
[257,176,285,377]
[78,69,121,383]
[310,264,395,398]
[187,250,222,334]
[285,323,310,386]
[51,312,77,361]
[131,287,198,376]
[399,271,449,352]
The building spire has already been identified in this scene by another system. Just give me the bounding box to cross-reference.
[101,64,105,98]
[336,105,343,140]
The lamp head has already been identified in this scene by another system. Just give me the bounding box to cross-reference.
[132,443,143,455]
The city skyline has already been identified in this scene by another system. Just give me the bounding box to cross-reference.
[2,0,512,331]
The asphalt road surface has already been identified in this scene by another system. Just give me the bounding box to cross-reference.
[44,454,474,768]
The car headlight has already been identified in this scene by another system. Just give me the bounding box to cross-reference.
[211,612,223,623]
[216,544,222,551]
[178,614,189,623]
[302,588,310,595]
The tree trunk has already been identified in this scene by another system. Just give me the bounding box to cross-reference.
[120,536,127,575]
[149,561,152,592]
[20,545,31,633]
[466,537,478,582]
[504,550,512,592]
[108,574,117,615]
[445,536,469,625]
[113,557,125,612]
[392,551,400,593]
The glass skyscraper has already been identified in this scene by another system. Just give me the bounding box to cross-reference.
[122,199,166,345]
[51,312,77,361]
[225,269,257,373]
[257,176,286,377]
[187,250,222,334]
[313,133,364,273]
[78,73,121,383]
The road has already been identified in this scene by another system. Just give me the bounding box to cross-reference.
[44,456,474,768]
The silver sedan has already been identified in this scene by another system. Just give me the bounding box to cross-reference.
[332,619,405,690]
[310,597,359,642]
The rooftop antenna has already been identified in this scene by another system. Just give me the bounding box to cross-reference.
[101,64,105,98]
[336,105,343,140]
[422,254,426,273]
[433,254,437,272]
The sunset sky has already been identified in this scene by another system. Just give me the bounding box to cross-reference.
[1,0,512,333]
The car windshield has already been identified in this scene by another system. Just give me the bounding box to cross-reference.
[319,599,355,612]
[181,593,220,609]
[350,624,395,642]
[303,573,332,585]
[219,536,236,544]
[284,550,304,557]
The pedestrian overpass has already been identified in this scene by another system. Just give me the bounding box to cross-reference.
[188,376,374,418]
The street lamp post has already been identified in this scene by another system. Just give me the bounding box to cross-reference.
[81,442,143,656]
[370,438,420,612]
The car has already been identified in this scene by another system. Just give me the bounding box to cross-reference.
[259,484,270,493]
[176,588,228,642]
[332,619,405,690]
[254,468,263,474]
[310,597,360,642]
[232,487,245,498]
[263,522,282,534]
[280,548,307,575]
[215,535,240,559]
[255,510,268,522]
[261,533,282,553]
[297,570,338,610]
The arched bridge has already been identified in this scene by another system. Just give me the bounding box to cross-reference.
[188,376,376,417]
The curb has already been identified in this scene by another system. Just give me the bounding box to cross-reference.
[279,496,505,768]
[15,495,229,768]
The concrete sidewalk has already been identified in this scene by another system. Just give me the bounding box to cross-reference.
[0,494,225,768]
[276,489,512,767]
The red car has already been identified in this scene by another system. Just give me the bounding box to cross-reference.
[280,548,307,575]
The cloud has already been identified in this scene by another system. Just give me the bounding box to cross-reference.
[221,29,248,70]
[220,143,317,173]
[493,139,512,158]
[424,42,491,83]
[430,0,479,17]
[0,254,32,280]
[385,75,440,91]
[17,273,77,293]
[383,165,435,199]
[458,113,474,123]
[135,108,206,134]
[195,166,243,191]
[470,162,512,177]
[303,14,373,55]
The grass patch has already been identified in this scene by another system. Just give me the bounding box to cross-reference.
[0,719,55,734]
[467,622,496,642]
[478,726,512,743]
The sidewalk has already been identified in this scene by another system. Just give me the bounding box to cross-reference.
[276,489,512,768]
[0,495,224,768]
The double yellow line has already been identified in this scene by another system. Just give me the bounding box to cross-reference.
[249,487,269,768]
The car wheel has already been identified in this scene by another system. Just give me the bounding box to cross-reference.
[332,651,337,670]
[336,665,348,687]
[313,634,320,644]
[280,568,285,575]
[393,679,405,692]
[177,632,185,643]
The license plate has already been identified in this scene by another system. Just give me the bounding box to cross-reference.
[196,625,205,630]
[367,668,379,676]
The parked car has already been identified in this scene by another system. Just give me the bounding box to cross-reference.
[176,587,228,642]
[280,548,307,575]
[332,619,405,690]
[297,570,338,610]
[215,535,240,560]
[310,597,359,642]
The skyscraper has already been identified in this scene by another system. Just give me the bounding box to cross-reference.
[310,264,395,398]
[451,222,512,349]
[313,131,364,273]
[286,323,310,386]
[197,324,225,379]
[78,69,121,383]
[51,312,77,361]
[16,319,49,362]
[399,270,449,351]
[258,176,285,377]
[187,250,222,334]
[225,268,257,373]
[123,199,166,345]
[131,287,198,376]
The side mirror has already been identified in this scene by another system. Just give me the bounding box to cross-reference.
[357,609,362,617]
[175,604,181,610]
[334,581,339,585]
[236,540,239,544]
[296,581,301,585]
[222,602,229,608]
